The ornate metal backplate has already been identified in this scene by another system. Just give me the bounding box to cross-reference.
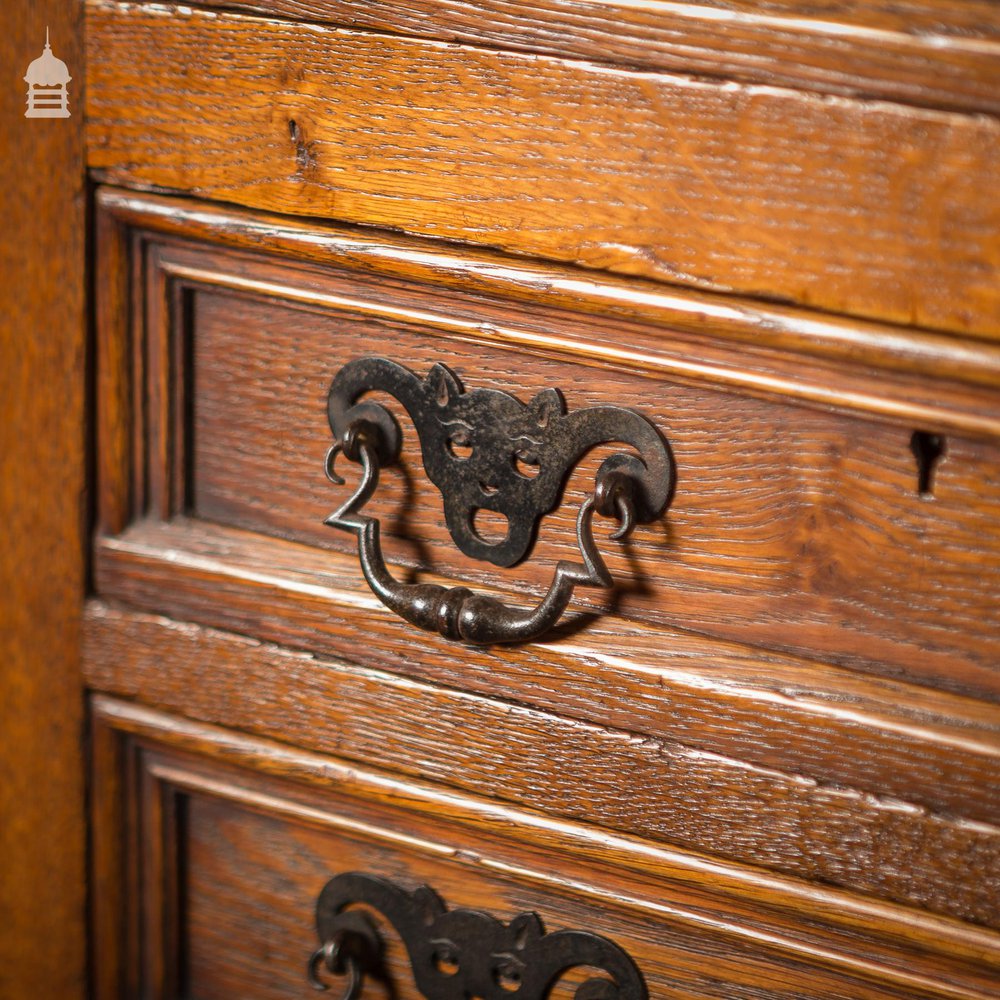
[324,357,674,644]
[327,357,673,568]
[311,872,648,1000]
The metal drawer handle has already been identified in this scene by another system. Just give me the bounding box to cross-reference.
[308,872,648,1000]
[324,358,674,645]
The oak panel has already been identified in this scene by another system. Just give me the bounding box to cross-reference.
[86,1,1000,336]
[172,0,1000,114]
[179,263,1000,696]
[90,696,1000,1000]
[0,3,87,997]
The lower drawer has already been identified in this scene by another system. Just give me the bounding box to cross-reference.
[90,696,1000,1000]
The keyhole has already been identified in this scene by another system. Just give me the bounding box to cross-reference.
[909,431,945,497]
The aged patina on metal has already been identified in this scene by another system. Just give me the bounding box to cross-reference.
[308,872,648,1000]
[325,357,674,644]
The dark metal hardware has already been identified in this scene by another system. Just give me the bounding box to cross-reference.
[324,358,674,645]
[309,908,384,997]
[310,872,648,1000]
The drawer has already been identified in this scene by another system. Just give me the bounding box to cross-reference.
[85,1,1000,337]
[93,188,1000,699]
[90,694,1000,1000]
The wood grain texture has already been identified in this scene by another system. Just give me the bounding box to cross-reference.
[85,592,1000,829]
[94,194,135,535]
[85,2,1000,337]
[90,696,1000,1000]
[86,540,1000,827]
[96,210,1000,696]
[95,187,1000,406]
[0,2,87,997]
[84,601,1000,928]
[166,0,1000,114]
[100,184,1000,413]
[90,708,139,1000]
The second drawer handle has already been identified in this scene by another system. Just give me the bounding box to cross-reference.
[324,358,674,645]
[309,872,648,1000]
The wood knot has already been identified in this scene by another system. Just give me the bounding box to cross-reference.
[287,118,318,174]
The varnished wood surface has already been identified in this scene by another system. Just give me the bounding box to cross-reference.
[84,4,1000,992]
[84,600,1000,929]
[87,538,1000,827]
[170,0,1000,114]
[93,197,1000,697]
[96,187,1000,412]
[0,2,87,997]
[86,2,1000,337]
[90,696,1000,1000]
[189,289,1000,690]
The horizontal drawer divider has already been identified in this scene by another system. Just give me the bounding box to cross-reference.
[91,520,1000,827]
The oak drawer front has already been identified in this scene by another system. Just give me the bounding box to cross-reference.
[94,189,1000,699]
[85,1,1000,337]
[90,695,1000,1000]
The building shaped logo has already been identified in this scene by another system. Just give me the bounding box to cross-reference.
[24,28,71,118]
